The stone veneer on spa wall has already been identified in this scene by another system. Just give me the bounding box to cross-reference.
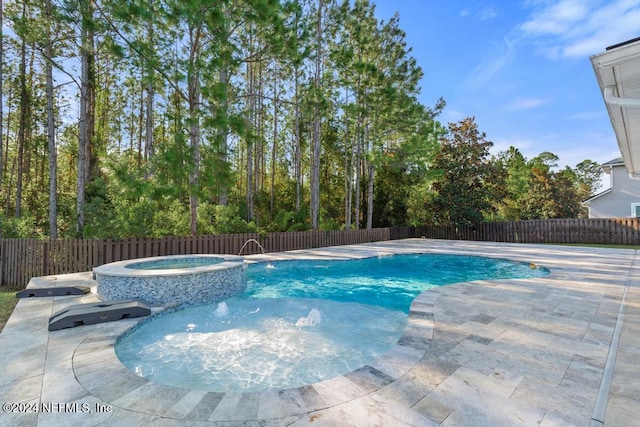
[93,254,247,306]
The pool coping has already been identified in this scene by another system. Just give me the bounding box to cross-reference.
[92,254,245,277]
[1,238,639,426]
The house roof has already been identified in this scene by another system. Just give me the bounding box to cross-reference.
[600,157,624,167]
[582,187,612,205]
[591,38,640,178]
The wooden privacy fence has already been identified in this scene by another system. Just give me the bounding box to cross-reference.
[0,228,401,288]
[416,218,640,245]
[3,219,640,288]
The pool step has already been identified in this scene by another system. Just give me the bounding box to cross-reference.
[16,286,91,298]
[48,300,151,331]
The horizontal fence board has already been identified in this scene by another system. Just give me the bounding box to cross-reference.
[2,219,640,288]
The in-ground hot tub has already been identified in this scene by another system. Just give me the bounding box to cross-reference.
[93,254,246,306]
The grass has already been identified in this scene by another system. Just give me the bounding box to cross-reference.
[0,286,20,332]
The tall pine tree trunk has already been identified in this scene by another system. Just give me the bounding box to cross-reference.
[24,46,35,191]
[270,69,278,221]
[0,0,3,196]
[3,87,11,215]
[245,48,254,222]
[365,124,374,229]
[366,152,374,229]
[354,113,363,229]
[137,83,143,168]
[188,95,200,235]
[144,0,154,175]
[218,67,229,206]
[294,65,301,214]
[254,60,264,221]
[344,89,352,229]
[310,0,323,230]
[76,55,88,235]
[145,80,153,168]
[45,0,57,238]
[15,6,27,218]
[76,0,95,237]
[188,24,202,235]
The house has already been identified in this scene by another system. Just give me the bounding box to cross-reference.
[583,158,640,218]
[591,37,640,177]
[589,38,640,218]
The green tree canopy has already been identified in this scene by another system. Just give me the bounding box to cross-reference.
[496,147,601,220]
[428,117,506,227]
[0,1,606,238]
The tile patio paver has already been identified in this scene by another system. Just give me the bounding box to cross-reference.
[0,239,638,426]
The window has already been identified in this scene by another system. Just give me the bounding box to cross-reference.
[632,203,640,218]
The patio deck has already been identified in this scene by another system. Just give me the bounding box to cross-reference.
[0,239,638,426]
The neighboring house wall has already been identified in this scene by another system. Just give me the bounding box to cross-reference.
[586,162,640,218]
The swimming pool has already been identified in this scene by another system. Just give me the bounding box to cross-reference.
[116,253,548,392]
[243,254,545,313]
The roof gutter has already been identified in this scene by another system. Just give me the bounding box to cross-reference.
[604,86,640,107]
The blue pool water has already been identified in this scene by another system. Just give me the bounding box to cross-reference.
[127,257,223,270]
[244,254,546,313]
[116,253,547,392]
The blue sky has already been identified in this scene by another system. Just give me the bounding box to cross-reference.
[373,0,640,169]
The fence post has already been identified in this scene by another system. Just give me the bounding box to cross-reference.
[43,240,49,276]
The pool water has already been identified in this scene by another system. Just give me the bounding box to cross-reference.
[127,257,223,270]
[244,254,545,313]
[116,253,547,392]
[116,298,407,392]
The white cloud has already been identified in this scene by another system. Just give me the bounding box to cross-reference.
[489,137,536,159]
[477,7,498,20]
[564,110,605,120]
[463,37,516,89]
[489,126,619,167]
[442,107,466,124]
[521,0,590,35]
[506,97,551,111]
[564,6,640,57]
[520,0,640,59]
[551,144,620,167]
[460,6,498,20]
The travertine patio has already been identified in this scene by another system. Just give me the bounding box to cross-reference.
[1,239,638,426]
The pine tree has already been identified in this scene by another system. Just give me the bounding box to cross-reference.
[45,0,57,237]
